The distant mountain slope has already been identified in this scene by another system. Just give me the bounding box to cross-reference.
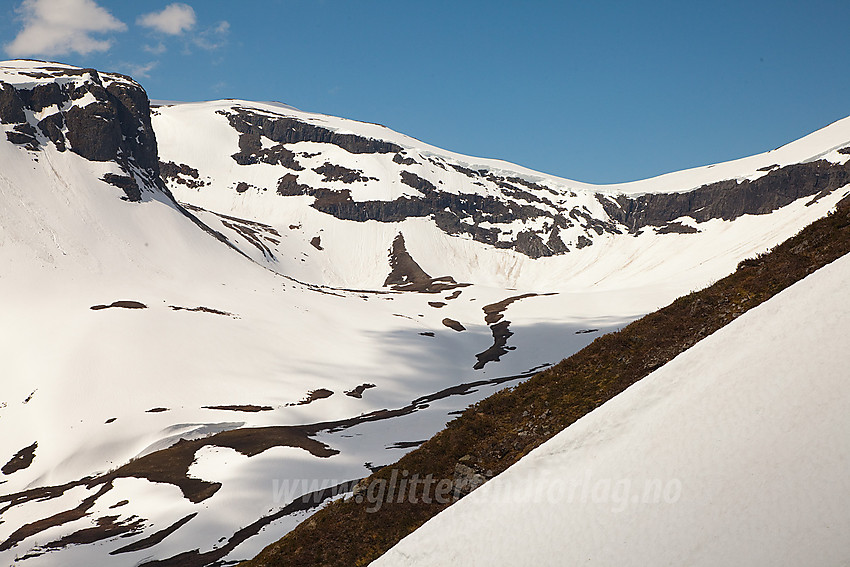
[245,200,850,567]
[153,100,850,290]
[373,230,850,567]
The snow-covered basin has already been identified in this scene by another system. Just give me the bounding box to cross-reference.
[373,252,850,567]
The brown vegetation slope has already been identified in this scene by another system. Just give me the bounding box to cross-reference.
[244,196,850,567]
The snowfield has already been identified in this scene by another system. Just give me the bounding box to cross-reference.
[373,251,850,567]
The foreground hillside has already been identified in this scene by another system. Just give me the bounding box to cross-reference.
[245,199,850,566]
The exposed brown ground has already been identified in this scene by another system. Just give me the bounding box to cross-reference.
[441,318,466,332]
[345,384,376,398]
[90,300,147,310]
[110,513,198,555]
[202,405,273,412]
[2,442,37,475]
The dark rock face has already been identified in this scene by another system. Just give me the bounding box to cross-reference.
[6,123,39,149]
[161,161,206,188]
[310,170,567,256]
[276,173,310,196]
[231,128,304,170]
[219,107,403,158]
[399,171,437,193]
[37,113,66,151]
[104,80,160,172]
[546,226,569,253]
[65,101,122,161]
[656,221,699,234]
[1,69,164,202]
[0,82,26,124]
[392,152,417,165]
[514,231,554,258]
[599,160,850,232]
[312,162,376,183]
[18,82,64,112]
[102,173,141,201]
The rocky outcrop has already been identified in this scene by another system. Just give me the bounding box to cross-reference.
[1,67,163,201]
[452,455,493,500]
[384,233,466,293]
[160,161,206,189]
[599,159,850,232]
[65,101,123,161]
[219,107,403,157]
[392,152,417,165]
[313,170,560,256]
[514,231,553,258]
[101,173,141,201]
[0,82,26,123]
[313,162,376,183]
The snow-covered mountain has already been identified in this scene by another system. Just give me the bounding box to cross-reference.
[1,60,848,566]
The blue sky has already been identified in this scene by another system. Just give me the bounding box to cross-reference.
[2,0,849,184]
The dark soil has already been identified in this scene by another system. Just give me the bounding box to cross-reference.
[473,321,514,369]
[345,384,376,399]
[289,389,334,406]
[312,162,376,184]
[441,318,466,332]
[202,405,274,412]
[110,512,197,555]
[482,293,543,324]
[90,300,147,310]
[170,305,235,317]
[0,483,113,552]
[2,442,37,475]
[383,233,467,293]
[42,514,145,550]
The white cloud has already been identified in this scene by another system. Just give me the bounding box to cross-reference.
[193,20,229,50]
[124,61,158,79]
[137,3,196,36]
[4,0,127,57]
[144,42,167,55]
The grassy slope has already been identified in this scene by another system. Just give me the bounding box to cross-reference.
[243,197,850,567]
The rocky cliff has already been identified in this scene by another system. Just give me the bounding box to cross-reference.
[1,63,163,201]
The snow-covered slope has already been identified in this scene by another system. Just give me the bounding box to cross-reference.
[373,252,850,567]
[152,99,850,293]
[1,59,849,566]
